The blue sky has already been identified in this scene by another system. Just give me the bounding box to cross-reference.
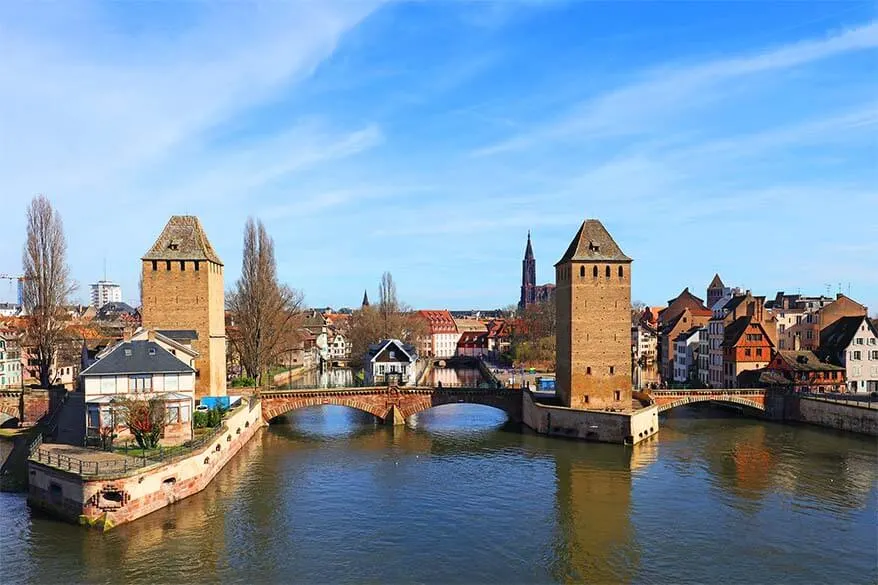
[1,1,876,312]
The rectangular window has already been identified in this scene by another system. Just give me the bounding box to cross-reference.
[745,348,751,357]
[856,338,864,345]
[100,407,113,428]
[756,348,762,357]
[194,261,200,272]
[806,331,813,340]
[87,405,100,429]
[166,260,171,271]
[871,351,878,360]
[613,390,621,401]
[129,375,152,392]
[853,351,861,360]
[167,406,180,424]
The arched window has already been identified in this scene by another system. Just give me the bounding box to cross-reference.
[605,265,611,278]
[618,266,624,278]
[580,266,585,278]
[593,266,598,278]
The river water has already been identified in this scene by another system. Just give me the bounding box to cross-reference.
[1,405,876,584]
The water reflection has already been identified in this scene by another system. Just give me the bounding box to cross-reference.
[428,366,486,387]
[2,404,875,585]
[289,367,355,389]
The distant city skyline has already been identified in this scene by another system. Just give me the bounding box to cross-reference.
[1,2,875,311]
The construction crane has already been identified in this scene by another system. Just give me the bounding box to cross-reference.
[0,273,26,305]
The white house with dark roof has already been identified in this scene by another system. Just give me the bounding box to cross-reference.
[79,330,197,444]
[818,316,878,393]
[364,339,419,386]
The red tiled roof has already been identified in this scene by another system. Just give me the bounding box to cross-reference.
[417,310,457,334]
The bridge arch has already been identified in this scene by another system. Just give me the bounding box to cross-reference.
[262,395,390,423]
[398,390,522,422]
[261,387,523,425]
[655,394,765,414]
[0,404,19,423]
[0,410,19,427]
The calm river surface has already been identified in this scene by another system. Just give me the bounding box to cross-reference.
[1,405,876,584]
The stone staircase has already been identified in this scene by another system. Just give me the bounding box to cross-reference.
[53,392,85,446]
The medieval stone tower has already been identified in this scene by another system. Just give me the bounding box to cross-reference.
[555,219,632,410]
[141,216,226,397]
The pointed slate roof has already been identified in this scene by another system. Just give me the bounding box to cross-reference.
[142,216,222,265]
[708,273,725,289]
[524,231,534,260]
[555,219,631,265]
[362,290,370,307]
[817,316,876,362]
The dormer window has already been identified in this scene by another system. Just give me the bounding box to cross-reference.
[588,241,600,253]
[168,240,180,251]
[148,347,156,356]
[124,348,132,357]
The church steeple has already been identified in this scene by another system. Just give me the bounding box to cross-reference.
[519,231,537,311]
[362,290,370,308]
[524,230,534,260]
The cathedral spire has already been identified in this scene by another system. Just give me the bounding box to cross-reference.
[362,289,370,307]
[524,230,534,260]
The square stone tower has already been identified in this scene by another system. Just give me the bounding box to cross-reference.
[141,216,226,397]
[555,220,633,410]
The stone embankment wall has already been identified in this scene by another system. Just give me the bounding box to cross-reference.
[522,392,658,444]
[764,392,878,436]
[476,359,502,387]
[28,400,264,530]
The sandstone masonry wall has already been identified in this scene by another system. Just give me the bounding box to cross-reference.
[28,400,263,530]
[556,261,632,410]
[141,259,226,397]
[523,392,658,444]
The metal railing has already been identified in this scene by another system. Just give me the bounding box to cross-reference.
[32,400,250,478]
[799,393,878,410]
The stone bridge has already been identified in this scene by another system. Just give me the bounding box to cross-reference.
[0,389,64,426]
[260,386,523,425]
[647,389,766,414]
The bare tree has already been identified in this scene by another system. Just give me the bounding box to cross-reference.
[346,272,426,365]
[21,195,76,387]
[117,396,166,450]
[226,218,304,387]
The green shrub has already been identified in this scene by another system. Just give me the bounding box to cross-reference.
[193,410,208,429]
[230,376,256,388]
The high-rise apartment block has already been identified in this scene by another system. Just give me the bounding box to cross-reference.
[89,280,122,309]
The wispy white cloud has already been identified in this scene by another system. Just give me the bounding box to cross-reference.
[0,1,385,199]
[472,21,878,156]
